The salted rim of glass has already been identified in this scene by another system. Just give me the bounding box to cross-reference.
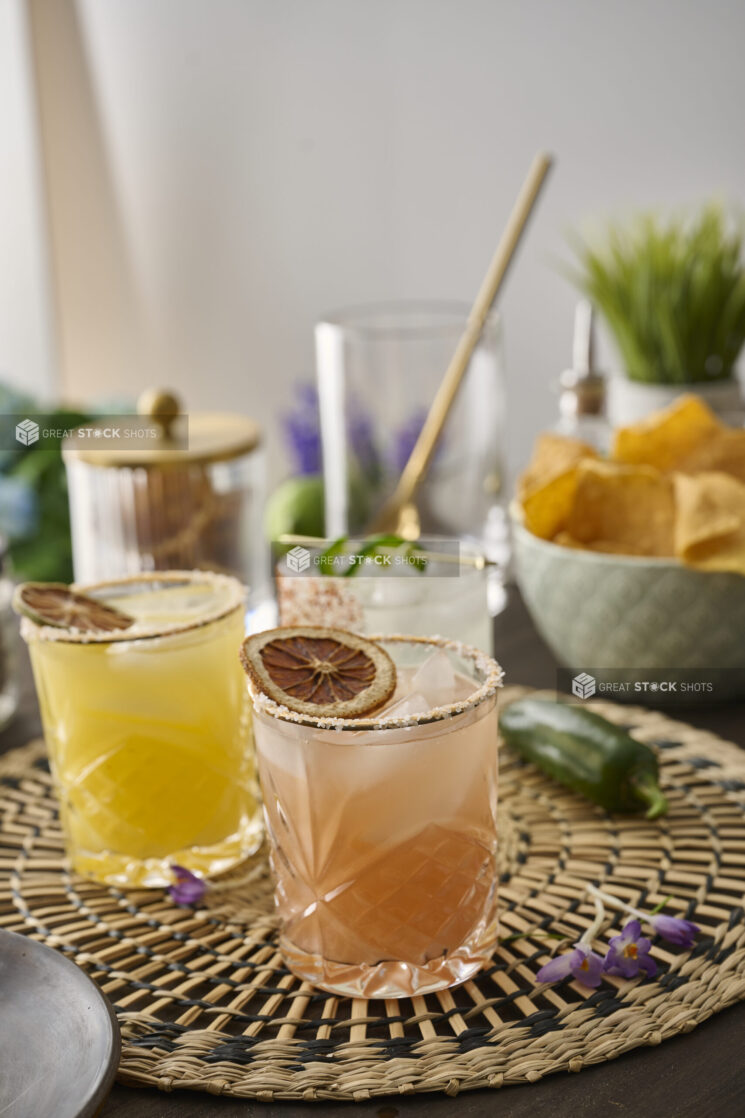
[246,633,504,732]
[19,570,246,645]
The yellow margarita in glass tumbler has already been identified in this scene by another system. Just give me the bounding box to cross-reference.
[241,628,502,998]
[19,571,262,887]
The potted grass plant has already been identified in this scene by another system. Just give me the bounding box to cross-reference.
[569,204,745,424]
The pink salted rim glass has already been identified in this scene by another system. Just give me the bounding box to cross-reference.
[245,633,503,998]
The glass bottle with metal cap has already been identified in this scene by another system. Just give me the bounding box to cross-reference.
[63,390,269,623]
[555,301,610,451]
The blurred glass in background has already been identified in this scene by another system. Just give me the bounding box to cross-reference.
[315,302,508,568]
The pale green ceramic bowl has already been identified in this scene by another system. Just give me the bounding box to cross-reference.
[511,507,745,698]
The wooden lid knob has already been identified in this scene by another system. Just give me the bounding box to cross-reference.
[137,389,182,436]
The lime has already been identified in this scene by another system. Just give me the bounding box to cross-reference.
[265,475,326,542]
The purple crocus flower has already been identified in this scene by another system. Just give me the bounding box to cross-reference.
[648,914,699,948]
[536,941,605,988]
[347,395,381,484]
[588,885,700,953]
[392,408,427,473]
[391,407,447,474]
[282,381,383,485]
[168,864,207,906]
[604,920,657,979]
[282,383,323,476]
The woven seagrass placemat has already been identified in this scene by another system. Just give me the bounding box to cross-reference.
[1,687,745,1102]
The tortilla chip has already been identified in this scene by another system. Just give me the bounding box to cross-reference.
[673,471,745,573]
[554,531,653,556]
[518,433,598,498]
[521,468,580,540]
[673,427,745,483]
[518,404,745,571]
[612,394,722,472]
[553,531,584,550]
[518,433,598,540]
[566,460,675,557]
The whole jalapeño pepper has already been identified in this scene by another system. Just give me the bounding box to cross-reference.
[499,698,668,819]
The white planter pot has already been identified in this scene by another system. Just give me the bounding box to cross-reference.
[607,376,744,427]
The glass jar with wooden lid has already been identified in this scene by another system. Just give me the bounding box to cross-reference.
[63,390,269,620]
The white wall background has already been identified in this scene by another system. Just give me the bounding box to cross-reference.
[0,0,56,399]
[4,0,745,479]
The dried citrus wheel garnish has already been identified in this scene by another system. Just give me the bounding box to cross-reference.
[13,582,135,633]
[240,626,396,720]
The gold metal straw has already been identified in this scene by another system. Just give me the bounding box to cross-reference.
[367,151,554,537]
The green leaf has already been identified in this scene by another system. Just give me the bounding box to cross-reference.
[318,533,429,577]
[318,535,349,575]
[405,542,428,572]
[0,380,95,582]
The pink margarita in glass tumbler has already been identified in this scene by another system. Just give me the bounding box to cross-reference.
[241,627,502,998]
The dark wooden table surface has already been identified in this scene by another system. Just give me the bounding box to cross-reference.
[3,590,745,1118]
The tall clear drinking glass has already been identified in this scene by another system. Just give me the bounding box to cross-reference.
[244,634,502,998]
[315,301,507,562]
